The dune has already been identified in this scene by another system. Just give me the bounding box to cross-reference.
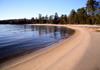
[0,24,100,70]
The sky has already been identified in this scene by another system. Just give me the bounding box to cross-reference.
[0,0,88,20]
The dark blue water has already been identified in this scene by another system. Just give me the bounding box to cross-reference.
[0,24,74,63]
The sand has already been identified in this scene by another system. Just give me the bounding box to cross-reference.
[0,24,100,70]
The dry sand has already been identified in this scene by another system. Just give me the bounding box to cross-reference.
[0,24,100,70]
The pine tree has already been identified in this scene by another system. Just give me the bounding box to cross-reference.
[31,17,35,24]
[60,15,64,24]
[86,16,92,24]
[39,14,42,24]
[69,9,76,24]
[98,7,100,24]
[35,17,38,24]
[86,0,99,16]
[74,13,79,24]
[49,15,53,24]
[41,16,44,24]
[45,15,48,23]
[63,14,67,24]
[77,7,87,24]
[53,13,59,24]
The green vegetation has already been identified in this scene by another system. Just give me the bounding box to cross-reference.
[31,0,100,25]
[67,0,100,25]
[0,0,100,25]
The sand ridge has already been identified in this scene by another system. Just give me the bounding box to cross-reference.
[0,24,100,70]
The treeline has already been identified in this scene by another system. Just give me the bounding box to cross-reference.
[68,0,100,25]
[31,0,100,25]
[0,19,31,24]
[0,0,100,25]
[31,13,67,24]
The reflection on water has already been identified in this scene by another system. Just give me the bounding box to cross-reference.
[0,24,74,63]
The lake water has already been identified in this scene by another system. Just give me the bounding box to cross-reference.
[0,24,74,63]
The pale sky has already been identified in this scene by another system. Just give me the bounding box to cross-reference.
[0,0,88,20]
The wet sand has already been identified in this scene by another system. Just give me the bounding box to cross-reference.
[0,24,100,70]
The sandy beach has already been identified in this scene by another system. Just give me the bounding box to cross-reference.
[0,24,100,70]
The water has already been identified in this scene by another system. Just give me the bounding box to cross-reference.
[0,24,74,63]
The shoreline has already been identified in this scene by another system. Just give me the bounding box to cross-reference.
[0,24,100,70]
[0,24,75,64]
[0,24,76,69]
